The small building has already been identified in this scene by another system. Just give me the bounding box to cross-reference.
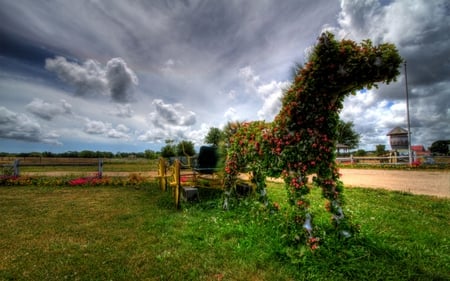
[411,145,430,156]
[336,143,350,154]
[387,127,409,150]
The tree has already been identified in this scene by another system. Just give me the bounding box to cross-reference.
[205,127,224,146]
[430,140,450,155]
[176,140,196,156]
[336,120,360,149]
[375,144,386,156]
[161,146,176,158]
[144,149,158,159]
[161,139,176,158]
[79,150,96,158]
[354,149,367,156]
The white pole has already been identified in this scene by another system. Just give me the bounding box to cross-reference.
[404,61,412,165]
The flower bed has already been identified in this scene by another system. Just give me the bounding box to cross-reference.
[0,173,152,187]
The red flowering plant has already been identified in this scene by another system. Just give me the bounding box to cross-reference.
[223,32,402,252]
[68,175,99,186]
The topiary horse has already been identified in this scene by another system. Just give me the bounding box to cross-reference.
[223,32,402,249]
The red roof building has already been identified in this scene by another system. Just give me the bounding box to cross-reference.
[411,145,430,156]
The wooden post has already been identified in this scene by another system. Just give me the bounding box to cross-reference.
[158,158,167,191]
[98,158,103,178]
[13,159,20,177]
[173,159,181,209]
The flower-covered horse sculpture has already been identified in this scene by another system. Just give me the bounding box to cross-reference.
[223,32,402,248]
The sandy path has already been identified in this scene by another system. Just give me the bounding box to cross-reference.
[339,169,450,198]
[23,169,450,198]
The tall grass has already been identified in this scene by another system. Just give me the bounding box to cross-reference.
[0,183,448,280]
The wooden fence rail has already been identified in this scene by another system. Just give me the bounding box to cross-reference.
[1,158,103,177]
[336,155,450,165]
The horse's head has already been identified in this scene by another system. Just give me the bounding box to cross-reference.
[304,32,402,99]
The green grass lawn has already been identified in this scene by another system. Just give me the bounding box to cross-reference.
[0,183,449,281]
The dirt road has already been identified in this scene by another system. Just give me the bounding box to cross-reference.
[339,169,450,198]
[23,169,450,198]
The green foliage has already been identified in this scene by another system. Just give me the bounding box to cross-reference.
[160,139,176,157]
[160,145,176,158]
[354,149,367,156]
[336,120,360,149]
[144,149,159,159]
[176,140,196,156]
[375,144,387,156]
[223,32,403,255]
[160,139,196,157]
[430,140,450,155]
[204,127,224,146]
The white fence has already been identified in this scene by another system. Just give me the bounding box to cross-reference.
[336,155,450,166]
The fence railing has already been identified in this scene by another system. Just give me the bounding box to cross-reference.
[336,155,450,166]
[1,157,103,177]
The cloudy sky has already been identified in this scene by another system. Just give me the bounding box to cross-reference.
[0,0,448,153]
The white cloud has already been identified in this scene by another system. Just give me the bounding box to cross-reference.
[341,91,408,149]
[84,119,110,134]
[107,128,130,139]
[235,65,291,121]
[84,119,131,140]
[238,66,260,93]
[137,99,198,143]
[0,106,61,144]
[224,107,236,121]
[112,104,134,118]
[116,124,129,133]
[227,90,237,100]
[256,80,290,120]
[26,98,72,121]
[184,123,211,146]
[151,99,196,127]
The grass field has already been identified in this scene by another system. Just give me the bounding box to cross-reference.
[12,158,159,174]
[0,182,449,281]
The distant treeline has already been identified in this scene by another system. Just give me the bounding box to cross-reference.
[0,150,161,159]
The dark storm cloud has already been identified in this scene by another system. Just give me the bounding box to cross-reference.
[45,57,107,97]
[0,31,57,66]
[45,57,138,103]
[106,58,138,103]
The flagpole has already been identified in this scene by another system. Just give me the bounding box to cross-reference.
[404,61,412,166]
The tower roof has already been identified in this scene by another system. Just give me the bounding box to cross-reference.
[386,127,408,136]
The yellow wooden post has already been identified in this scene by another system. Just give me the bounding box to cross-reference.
[158,157,167,191]
[173,159,181,209]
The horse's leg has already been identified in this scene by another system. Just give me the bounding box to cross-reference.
[223,152,239,210]
[285,169,319,248]
[252,168,268,206]
[317,163,352,238]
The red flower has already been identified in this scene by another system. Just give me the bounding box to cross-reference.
[273,202,280,211]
